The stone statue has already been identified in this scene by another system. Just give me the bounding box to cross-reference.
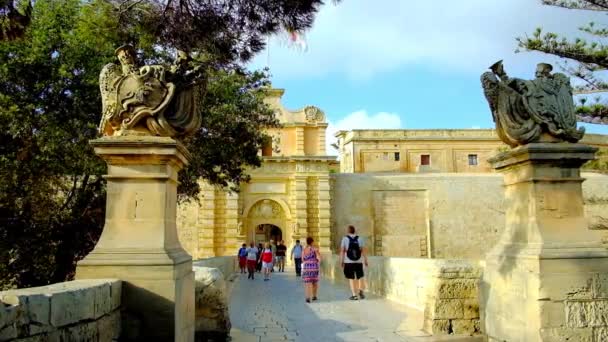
[481,61,584,147]
[98,45,205,137]
[292,222,299,235]
[237,222,243,236]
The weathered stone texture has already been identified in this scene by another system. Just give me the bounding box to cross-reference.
[540,327,593,342]
[594,327,608,341]
[193,266,231,340]
[566,300,608,328]
[0,279,121,341]
[330,172,608,260]
[430,299,464,319]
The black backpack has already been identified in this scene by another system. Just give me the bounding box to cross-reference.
[346,235,361,261]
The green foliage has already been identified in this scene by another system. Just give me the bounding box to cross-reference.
[2,0,334,64]
[517,0,608,125]
[0,0,31,40]
[0,0,109,288]
[583,147,608,172]
[0,0,317,289]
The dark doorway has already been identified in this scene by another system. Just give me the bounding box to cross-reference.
[254,224,282,244]
[270,225,282,243]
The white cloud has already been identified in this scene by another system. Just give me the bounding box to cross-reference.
[326,110,402,155]
[251,0,605,80]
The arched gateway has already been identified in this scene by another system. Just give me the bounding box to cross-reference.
[243,199,293,244]
[176,88,335,258]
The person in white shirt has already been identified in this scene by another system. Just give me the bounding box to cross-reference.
[245,242,259,280]
[290,240,303,276]
[340,225,368,300]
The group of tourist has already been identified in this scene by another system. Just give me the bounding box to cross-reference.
[236,225,369,302]
[237,239,297,281]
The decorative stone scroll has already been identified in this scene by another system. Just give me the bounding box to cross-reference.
[304,105,325,123]
[99,45,205,138]
[249,199,284,219]
[481,60,584,146]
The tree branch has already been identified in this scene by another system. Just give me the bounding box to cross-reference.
[542,0,608,11]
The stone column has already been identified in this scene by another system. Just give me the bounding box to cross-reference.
[295,127,305,155]
[224,191,240,254]
[198,182,216,258]
[292,176,308,239]
[317,175,332,253]
[318,125,327,156]
[76,136,194,342]
[482,143,608,342]
[306,177,319,243]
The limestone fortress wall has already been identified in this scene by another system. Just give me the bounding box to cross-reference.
[176,89,608,261]
[330,172,608,260]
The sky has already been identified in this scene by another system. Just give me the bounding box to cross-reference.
[248,0,608,154]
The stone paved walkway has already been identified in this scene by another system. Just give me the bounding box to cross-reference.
[228,269,482,342]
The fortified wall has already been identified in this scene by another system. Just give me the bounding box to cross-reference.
[330,172,608,260]
[172,89,608,340]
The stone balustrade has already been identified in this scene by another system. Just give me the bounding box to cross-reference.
[0,279,121,341]
[321,255,481,336]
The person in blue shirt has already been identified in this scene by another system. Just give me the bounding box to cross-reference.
[290,240,304,276]
[237,243,247,274]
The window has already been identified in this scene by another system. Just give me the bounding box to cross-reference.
[394,152,400,161]
[468,154,478,166]
[420,154,430,166]
[261,138,273,157]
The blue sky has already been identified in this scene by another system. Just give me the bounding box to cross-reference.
[248,0,608,152]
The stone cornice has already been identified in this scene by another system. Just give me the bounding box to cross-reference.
[262,155,337,162]
[336,129,608,147]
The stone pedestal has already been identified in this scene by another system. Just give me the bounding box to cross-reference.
[76,136,195,342]
[482,143,608,342]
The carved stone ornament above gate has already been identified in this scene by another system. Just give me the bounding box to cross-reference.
[98,45,205,138]
[480,60,584,147]
[250,200,284,219]
[304,105,325,123]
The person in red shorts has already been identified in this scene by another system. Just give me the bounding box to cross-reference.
[261,242,274,281]
[237,243,247,274]
[245,242,258,280]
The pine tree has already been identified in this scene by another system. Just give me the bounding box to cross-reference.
[518,0,608,125]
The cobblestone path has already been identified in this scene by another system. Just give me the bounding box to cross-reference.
[228,269,481,342]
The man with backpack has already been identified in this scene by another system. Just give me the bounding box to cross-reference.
[340,225,368,300]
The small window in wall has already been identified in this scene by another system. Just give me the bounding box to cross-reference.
[468,154,478,166]
[394,152,400,161]
[420,154,430,166]
[261,138,273,157]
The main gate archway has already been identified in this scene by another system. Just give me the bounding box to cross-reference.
[243,199,293,245]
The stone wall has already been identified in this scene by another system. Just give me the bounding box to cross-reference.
[335,129,608,174]
[321,255,481,335]
[331,173,608,259]
[0,279,121,341]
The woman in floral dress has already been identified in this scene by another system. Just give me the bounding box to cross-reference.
[302,237,321,303]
